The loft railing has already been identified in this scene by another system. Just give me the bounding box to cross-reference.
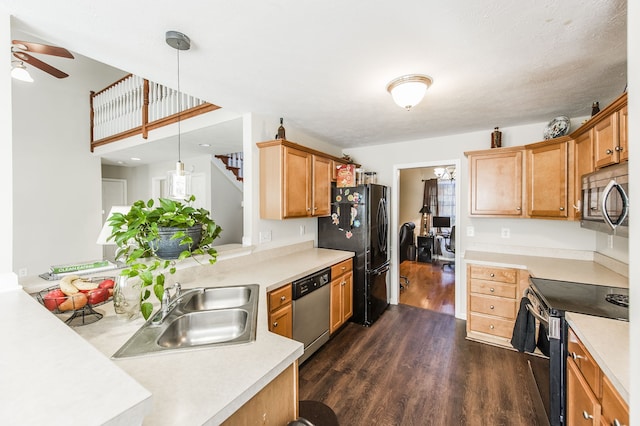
[90,73,220,151]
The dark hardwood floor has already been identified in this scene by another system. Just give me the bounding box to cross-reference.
[298,261,549,426]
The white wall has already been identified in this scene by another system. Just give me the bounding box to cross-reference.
[0,10,13,277]
[210,164,243,245]
[11,32,125,276]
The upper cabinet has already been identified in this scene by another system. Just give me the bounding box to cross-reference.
[257,139,342,219]
[525,137,571,219]
[466,147,525,217]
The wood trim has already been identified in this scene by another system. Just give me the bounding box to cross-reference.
[569,92,627,138]
[257,139,358,167]
[89,90,95,150]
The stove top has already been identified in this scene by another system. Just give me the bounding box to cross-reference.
[529,277,629,321]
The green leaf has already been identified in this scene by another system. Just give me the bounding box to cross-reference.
[141,302,153,320]
[177,250,191,261]
[140,270,153,285]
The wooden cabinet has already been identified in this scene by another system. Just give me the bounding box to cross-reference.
[566,327,629,426]
[257,139,334,219]
[466,264,527,347]
[222,362,298,425]
[584,93,628,169]
[525,137,571,219]
[572,130,594,219]
[330,259,353,333]
[268,284,293,338]
[466,147,525,217]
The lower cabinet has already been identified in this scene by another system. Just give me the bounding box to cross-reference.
[268,283,293,338]
[566,327,629,426]
[330,259,353,334]
[466,264,527,347]
[222,362,298,425]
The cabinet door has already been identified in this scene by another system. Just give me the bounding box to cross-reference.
[593,113,619,169]
[269,304,293,338]
[567,357,601,425]
[469,149,524,216]
[312,155,332,217]
[601,374,629,426]
[329,277,343,333]
[573,131,594,220]
[618,105,628,163]
[283,147,312,218]
[527,140,569,218]
[341,271,353,323]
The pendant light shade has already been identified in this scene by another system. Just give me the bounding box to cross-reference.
[11,61,34,82]
[166,30,192,199]
[387,74,433,110]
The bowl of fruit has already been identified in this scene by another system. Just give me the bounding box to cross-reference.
[38,276,116,326]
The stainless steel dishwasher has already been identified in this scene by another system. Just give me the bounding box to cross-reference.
[292,267,331,364]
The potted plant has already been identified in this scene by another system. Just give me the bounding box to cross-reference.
[107,195,222,319]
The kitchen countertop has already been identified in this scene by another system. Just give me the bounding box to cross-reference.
[464,250,629,404]
[7,242,354,425]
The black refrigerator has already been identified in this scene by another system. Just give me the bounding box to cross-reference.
[318,183,390,326]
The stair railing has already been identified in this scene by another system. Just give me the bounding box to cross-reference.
[90,73,219,151]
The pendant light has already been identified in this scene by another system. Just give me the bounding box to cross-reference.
[166,30,192,199]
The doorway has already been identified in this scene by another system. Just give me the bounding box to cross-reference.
[391,161,460,317]
[101,178,127,261]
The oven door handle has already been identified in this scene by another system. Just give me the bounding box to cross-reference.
[526,303,549,326]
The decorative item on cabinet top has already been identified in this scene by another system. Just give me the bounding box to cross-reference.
[491,127,502,148]
[543,116,571,140]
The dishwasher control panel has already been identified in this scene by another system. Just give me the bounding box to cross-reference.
[292,268,331,300]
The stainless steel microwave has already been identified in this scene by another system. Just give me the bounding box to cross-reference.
[581,162,629,237]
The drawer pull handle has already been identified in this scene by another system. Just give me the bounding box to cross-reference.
[582,411,594,420]
[490,273,495,277]
[341,266,346,271]
[490,305,495,310]
[571,352,585,360]
[606,149,613,155]
[272,321,278,328]
[280,296,286,301]
[490,288,495,292]
[559,207,565,211]
[489,324,495,329]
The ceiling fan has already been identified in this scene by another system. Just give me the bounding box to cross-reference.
[11,39,74,80]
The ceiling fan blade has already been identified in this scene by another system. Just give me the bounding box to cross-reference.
[12,39,74,59]
[13,52,69,79]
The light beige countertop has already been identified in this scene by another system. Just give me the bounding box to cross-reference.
[464,250,629,405]
[566,312,629,404]
[9,242,354,425]
[464,250,628,288]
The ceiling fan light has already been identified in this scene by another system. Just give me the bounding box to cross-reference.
[387,75,433,110]
[11,62,33,82]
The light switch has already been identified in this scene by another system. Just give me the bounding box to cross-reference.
[501,228,510,238]
[466,226,474,237]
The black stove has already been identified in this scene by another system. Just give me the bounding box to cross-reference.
[529,277,629,321]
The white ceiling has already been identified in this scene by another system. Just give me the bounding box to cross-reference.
[7,0,627,159]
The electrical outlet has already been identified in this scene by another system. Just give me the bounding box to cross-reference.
[259,230,272,243]
[501,228,510,238]
[608,234,614,249]
[18,268,28,277]
[299,225,305,236]
[466,226,474,237]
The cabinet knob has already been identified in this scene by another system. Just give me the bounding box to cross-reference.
[272,321,278,328]
[613,418,624,426]
[490,273,495,277]
[559,207,565,211]
[582,411,594,420]
[307,208,311,211]
[516,206,522,211]
[615,146,623,152]
[341,280,346,286]
[490,305,495,310]
[341,266,346,271]
[606,149,613,155]
[280,296,286,301]
[489,324,495,329]
[490,288,495,292]
[571,352,585,360]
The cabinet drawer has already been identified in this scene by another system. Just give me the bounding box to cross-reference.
[331,259,353,278]
[468,313,514,339]
[469,294,517,319]
[567,357,601,425]
[268,284,292,312]
[567,328,601,397]
[469,279,517,299]
[601,374,629,426]
[469,265,517,284]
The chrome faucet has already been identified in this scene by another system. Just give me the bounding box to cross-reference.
[152,282,182,325]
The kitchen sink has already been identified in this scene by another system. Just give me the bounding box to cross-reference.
[112,284,259,358]
[181,286,252,311]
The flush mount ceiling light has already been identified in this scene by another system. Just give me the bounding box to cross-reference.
[386,74,433,110]
[166,30,192,200]
[10,61,33,82]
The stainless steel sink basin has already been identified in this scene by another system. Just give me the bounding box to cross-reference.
[181,286,252,311]
[112,284,259,358]
[157,309,248,348]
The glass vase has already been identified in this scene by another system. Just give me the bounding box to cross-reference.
[113,276,141,320]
